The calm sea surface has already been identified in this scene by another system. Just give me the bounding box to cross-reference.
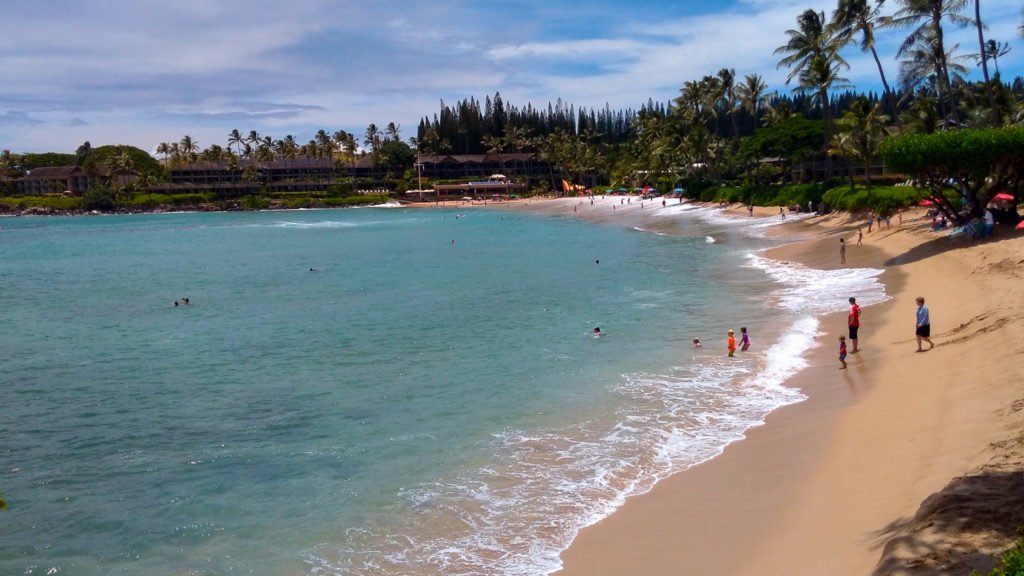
[0,205,886,575]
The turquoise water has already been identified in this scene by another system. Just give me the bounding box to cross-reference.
[0,206,884,575]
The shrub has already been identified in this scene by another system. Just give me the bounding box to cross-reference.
[822,185,926,212]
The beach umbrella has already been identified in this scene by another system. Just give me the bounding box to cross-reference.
[918,199,935,206]
[991,192,1015,202]
[673,187,683,193]
[1017,220,1024,230]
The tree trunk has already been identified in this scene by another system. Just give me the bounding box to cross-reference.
[869,45,900,124]
[975,0,1001,125]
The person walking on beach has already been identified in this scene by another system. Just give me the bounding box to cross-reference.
[739,326,751,351]
[857,228,863,246]
[727,330,736,357]
[779,207,786,220]
[839,335,848,369]
[915,297,934,351]
[848,297,861,353]
[840,238,846,264]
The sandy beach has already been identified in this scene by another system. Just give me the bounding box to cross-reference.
[494,196,1024,575]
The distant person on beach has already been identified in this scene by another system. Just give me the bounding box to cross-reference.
[839,335,848,369]
[779,207,785,220]
[840,238,846,264]
[915,297,934,351]
[727,330,736,357]
[857,228,863,246]
[748,204,754,217]
[897,208,903,225]
[739,327,751,351]
[848,297,861,353]
[693,337,702,348]
[867,211,875,233]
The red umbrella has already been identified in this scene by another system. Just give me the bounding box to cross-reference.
[991,192,1015,202]
[918,199,935,206]
[1016,220,1024,230]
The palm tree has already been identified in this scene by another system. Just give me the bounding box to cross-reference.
[717,68,741,151]
[155,142,171,163]
[980,39,1010,76]
[246,130,261,156]
[364,124,381,154]
[228,129,243,158]
[314,129,332,159]
[884,0,972,124]
[897,30,971,96]
[973,0,1000,125]
[775,9,848,177]
[179,135,199,164]
[832,97,890,194]
[737,74,768,126]
[385,122,401,142]
[832,0,898,120]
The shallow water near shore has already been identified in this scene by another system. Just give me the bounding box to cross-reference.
[1,205,886,575]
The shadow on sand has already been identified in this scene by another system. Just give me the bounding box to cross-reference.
[870,445,1024,575]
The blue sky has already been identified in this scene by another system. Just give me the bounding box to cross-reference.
[2,0,1021,154]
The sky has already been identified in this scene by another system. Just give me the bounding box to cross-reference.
[2,0,1022,154]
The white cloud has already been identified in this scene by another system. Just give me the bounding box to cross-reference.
[0,0,1021,152]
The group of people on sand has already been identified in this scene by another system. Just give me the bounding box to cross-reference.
[837,295,934,369]
[690,326,751,357]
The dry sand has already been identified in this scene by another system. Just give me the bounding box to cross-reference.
[523,198,1024,575]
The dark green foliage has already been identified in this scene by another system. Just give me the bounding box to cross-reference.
[881,127,1024,220]
[82,145,165,177]
[375,140,415,168]
[20,152,77,169]
[740,116,825,162]
[822,185,923,212]
[81,185,117,211]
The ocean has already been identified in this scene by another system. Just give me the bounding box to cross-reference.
[0,203,887,575]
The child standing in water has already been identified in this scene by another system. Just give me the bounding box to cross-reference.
[739,327,751,351]
[839,335,848,369]
[727,330,736,357]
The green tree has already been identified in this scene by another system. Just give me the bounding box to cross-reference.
[832,0,898,122]
[884,0,972,124]
[775,9,848,177]
[228,129,243,158]
[179,135,199,163]
[832,97,890,194]
[881,126,1024,221]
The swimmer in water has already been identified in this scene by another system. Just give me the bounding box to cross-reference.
[593,327,602,337]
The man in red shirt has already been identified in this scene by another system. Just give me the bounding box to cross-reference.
[848,297,861,353]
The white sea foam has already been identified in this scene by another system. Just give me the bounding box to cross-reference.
[307,218,891,576]
[746,254,890,314]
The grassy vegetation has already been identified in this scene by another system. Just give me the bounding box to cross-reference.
[692,180,931,214]
[0,195,82,211]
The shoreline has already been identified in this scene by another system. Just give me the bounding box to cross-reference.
[547,198,1024,575]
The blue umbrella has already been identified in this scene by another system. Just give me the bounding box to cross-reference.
[673,187,683,192]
